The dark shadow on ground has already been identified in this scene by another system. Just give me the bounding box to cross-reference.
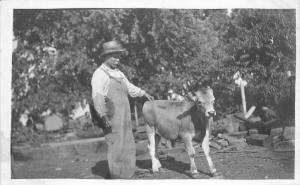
[12,152,33,161]
[136,156,211,178]
[91,160,111,179]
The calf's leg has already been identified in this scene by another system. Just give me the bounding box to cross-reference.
[155,133,161,157]
[182,134,198,176]
[146,125,161,172]
[202,129,217,176]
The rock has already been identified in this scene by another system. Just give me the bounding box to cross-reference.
[228,131,248,137]
[64,132,78,141]
[228,129,258,137]
[248,116,262,123]
[44,114,64,131]
[224,115,240,133]
[270,127,283,136]
[213,114,242,134]
[218,133,247,150]
[216,139,229,147]
[273,140,295,152]
[246,134,269,146]
[269,126,294,140]
[249,129,259,134]
[35,123,44,131]
[209,141,222,150]
[283,126,295,140]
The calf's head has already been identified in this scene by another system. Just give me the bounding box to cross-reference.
[194,87,216,117]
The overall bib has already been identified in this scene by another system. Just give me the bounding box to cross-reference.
[105,75,136,179]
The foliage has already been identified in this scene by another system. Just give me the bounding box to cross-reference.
[12,9,295,134]
[216,9,296,121]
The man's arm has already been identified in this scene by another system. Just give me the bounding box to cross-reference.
[92,93,107,117]
[122,75,153,100]
[92,93,111,129]
[91,69,112,128]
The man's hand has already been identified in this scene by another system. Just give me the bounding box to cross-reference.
[144,92,154,101]
[102,115,112,129]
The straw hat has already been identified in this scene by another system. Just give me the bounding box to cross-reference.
[100,41,126,57]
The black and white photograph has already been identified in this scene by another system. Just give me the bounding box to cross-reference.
[0,0,299,184]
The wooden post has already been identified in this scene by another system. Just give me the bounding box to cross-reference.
[134,101,139,127]
[245,106,256,119]
[240,81,247,116]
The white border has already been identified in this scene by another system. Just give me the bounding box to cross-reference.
[1,1,300,185]
[2,0,300,9]
[0,1,13,185]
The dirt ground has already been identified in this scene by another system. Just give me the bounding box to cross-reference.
[12,138,294,179]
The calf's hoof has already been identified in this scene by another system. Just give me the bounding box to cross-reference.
[151,168,159,174]
[151,167,168,174]
[159,168,169,173]
[210,171,223,179]
[191,172,202,179]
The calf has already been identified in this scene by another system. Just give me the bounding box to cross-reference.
[142,87,218,178]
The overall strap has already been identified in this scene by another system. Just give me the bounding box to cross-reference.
[100,67,122,84]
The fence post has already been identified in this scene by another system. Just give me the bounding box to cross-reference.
[134,101,139,127]
[240,81,247,116]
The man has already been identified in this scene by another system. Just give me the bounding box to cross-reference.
[91,40,153,179]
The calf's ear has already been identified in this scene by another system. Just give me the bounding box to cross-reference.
[176,113,186,120]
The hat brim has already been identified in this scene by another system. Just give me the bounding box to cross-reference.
[100,49,127,57]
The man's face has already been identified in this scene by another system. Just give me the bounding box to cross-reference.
[104,53,122,69]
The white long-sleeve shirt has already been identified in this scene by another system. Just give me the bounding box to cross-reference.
[91,64,145,99]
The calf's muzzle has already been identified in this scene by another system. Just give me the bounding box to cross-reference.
[208,111,216,117]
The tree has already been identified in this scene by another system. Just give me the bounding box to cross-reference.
[214,9,296,121]
[12,9,295,131]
